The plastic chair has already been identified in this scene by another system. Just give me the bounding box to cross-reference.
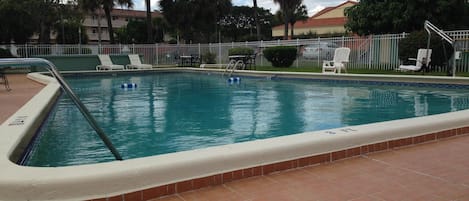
[322,47,351,73]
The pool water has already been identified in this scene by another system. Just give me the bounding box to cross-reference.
[24,73,469,167]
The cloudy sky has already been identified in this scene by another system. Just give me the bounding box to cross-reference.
[132,0,355,17]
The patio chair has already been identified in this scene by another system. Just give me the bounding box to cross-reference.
[322,47,351,73]
[126,54,153,70]
[96,55,125,71]
[398,49,432,72]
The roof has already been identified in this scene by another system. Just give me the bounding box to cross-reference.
[310,0,357,19]
[272,0,357,30]
[94,8,162,18]
[272,17,347,30]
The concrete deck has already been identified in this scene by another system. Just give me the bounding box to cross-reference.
[2,74,469,201]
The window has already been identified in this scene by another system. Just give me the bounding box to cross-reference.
[112,16,118,20]
[92,28,97,34]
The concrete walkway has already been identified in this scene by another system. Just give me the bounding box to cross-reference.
[2,74,469,201]
[0,74,44,124]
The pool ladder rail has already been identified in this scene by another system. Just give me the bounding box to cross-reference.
[224,59,245,77]
[0,58,123,161]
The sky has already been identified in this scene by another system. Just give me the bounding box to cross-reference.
[132,0,355,17]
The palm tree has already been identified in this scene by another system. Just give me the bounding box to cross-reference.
[253,0,261,41]
[145,0,153,43]
[79,0,133,44]
[289,4,308,38]
[273,0,302,40]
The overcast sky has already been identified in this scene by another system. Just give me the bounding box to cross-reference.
[131,0,355,17]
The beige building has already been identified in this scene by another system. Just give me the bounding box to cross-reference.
[83,9,162,44]
[272,1,358,38]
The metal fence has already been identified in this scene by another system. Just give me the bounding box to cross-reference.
[2,30,469,72]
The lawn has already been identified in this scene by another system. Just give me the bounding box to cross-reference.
[253,66,469,77]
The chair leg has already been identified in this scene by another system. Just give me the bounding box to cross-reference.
[0,73,11,91]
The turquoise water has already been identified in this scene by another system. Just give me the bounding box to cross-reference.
[24,73,469,167]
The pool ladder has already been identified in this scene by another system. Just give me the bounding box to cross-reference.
[0,58,123,161]
[224,59,245,77]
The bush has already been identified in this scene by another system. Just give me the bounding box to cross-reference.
[202,51,216,64]
[228,47,254,56]
[399,30,453,71]
[0,48,13,58]
[63,47,92,55]
[263,46,297,67]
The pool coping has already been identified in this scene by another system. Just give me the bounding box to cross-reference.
[1,68,469,200]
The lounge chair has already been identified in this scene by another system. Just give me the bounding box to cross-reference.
[126,54,153,70]
[322,47,351,73]
[398,49,432,72]
[96,55,125,71]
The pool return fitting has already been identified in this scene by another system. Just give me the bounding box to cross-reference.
[0,58,123,161]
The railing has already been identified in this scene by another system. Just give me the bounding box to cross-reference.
[1,30,468,72]
[0,58,123,161]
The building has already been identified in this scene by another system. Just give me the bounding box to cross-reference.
[272,1,358,38]
[83,9,162,44]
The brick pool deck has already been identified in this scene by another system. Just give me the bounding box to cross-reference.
[2,74,469,201]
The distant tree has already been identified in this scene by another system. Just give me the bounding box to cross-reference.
[289,4,308,38]
[273,0,302,39]
[79,0,133,44]
[220,6,273,41]
[56,22,88,44]
[145,0,153,43]
[159,0,231,43]
[0,0,37,44]
[345,0,469,36]
[253,0,261,41]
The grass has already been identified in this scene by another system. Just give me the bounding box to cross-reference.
[253,66,469,77]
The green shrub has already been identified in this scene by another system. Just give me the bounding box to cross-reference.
[202,51,216,64]
[228,47,254,56]
[63,47,92,54]
[399,30,453,70]
[0,48,13,58]
[263,46,297,67]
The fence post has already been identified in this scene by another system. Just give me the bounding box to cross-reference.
[155,43,159,66]
[342,36,345,47]
[260,40,264,66]
[198,43,201,58]
[296,38,299,68]
[132,43,135,54]
[219,42,222,64]
[368,35,373,69]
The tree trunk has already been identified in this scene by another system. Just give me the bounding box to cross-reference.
[283,14,289,40]
[290,22,295,39]
[145,0,153,43]
[253,0,261,41]
[39,20,51,44]
[103,5,115,44]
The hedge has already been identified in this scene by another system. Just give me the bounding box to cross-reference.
[263,46,297,67]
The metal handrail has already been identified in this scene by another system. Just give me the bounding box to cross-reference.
[424,20,456,77]
[0,58,123,161]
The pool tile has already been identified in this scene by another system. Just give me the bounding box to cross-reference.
[232,170,243,180]
[192,176,213,189]
[242,167,253,178]
[212,174,222,185]
[175,180,192,193]
[107,195,123,201]
[346,147,361,157]
[222,172,233,183]
[124,191,142,201]
[143,185,169,200]
[331,150,346,161]
[252,166,262,176]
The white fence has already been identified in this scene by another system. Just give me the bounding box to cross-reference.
[2,30,469,72]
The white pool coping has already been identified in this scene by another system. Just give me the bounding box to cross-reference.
[1,69,469,200]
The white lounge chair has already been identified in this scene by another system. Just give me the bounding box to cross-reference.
[126,54,153,70]
[96,55,125,71]
[398,49,432,72]
[322,47,351,73]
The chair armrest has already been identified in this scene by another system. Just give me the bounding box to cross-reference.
[408,58,417,61]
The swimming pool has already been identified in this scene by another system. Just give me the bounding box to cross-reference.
[24,72,469,167]
[3,69,469,200]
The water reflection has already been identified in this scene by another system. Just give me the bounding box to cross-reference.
[26,74,469,166]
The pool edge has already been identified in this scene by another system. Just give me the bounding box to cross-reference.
[1,70,469,200]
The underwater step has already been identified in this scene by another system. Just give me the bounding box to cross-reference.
[121,83,138,88]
